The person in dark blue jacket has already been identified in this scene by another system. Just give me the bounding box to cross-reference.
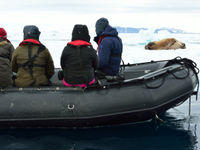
[94,17,123,76]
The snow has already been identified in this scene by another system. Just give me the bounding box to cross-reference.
[120,30,200,69]
[6,27,200,73]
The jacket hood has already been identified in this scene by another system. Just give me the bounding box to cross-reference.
[101,25,118,37]
[95,18,109,36]
[0,28,7,38]
[93,25,118,44]
[71,24,90,42]
[23,25,41,40]
[0,28,10,43]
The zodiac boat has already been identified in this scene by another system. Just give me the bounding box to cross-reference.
[0,57,199,128]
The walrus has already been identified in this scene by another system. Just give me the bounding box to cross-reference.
[145,38,186,50]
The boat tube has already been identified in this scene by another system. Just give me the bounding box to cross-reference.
[0,57,199,128]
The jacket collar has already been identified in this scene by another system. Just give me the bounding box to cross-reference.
[67,40,91,46]
[19,39,40,46]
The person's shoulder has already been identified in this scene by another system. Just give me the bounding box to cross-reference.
[101,36,113,45]
[84,44,95,50]
[82,45,96,54]
[15,45,23,51]
[61,45,73,54]
[90,47,97,54]
[41,46,51,55]
[105,35,122,42]
[7,42,15,48]
[64,44,71,49]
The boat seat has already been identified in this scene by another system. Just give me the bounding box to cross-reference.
[50,68,63,86]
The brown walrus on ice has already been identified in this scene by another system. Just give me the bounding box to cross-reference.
[145,38,186,50]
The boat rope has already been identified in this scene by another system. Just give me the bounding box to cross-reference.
[175,57,200,100]
[188,97,191,116]
[164,56,199,75]
[162,57,199,100]
[144,76,166,89]
[142,57,199,91]
[143,65,187,89]
[170,67,190,79]
[120,59,125,71]
[89,57,199,94]
[155,114,164,123]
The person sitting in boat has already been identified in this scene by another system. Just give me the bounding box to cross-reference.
[60,24,98,88]
[94,17,123,77]
[11,25,55,87]
[0,28,14,87]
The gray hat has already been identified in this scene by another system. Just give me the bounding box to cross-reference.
[95,18,109,35]
[23,25,41,40]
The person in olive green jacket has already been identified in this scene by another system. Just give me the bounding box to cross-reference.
[0,28,14,87]
[11,25,55,87]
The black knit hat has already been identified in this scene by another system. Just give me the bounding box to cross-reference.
[23,25,41,40]
[95,17,109,35]
[71,24,90,42]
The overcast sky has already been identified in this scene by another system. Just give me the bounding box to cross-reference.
[1,0,200,13]
[1,0,200,32]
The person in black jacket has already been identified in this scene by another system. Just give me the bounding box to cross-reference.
[60,24,98,88]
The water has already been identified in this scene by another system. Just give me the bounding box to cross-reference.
[1,29,200,149]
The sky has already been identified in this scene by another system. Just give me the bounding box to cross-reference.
[1,0,200,33]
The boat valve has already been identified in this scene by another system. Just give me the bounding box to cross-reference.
[68,104,75,110]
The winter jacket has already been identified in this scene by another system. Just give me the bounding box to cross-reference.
[11,39,55,87]
[61,40,98,85]
[0,38,14,87]
[95,25,123,76]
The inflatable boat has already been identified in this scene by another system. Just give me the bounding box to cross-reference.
[0,57,199,128]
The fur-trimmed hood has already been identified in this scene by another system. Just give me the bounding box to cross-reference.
[0,40,7,46]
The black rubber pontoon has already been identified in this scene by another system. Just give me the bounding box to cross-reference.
[0,57,199,128]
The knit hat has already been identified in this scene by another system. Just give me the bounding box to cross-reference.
[71,24,90,42]
[95,17,109,35]
[23,25,41,40]
[0,28,7,38]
